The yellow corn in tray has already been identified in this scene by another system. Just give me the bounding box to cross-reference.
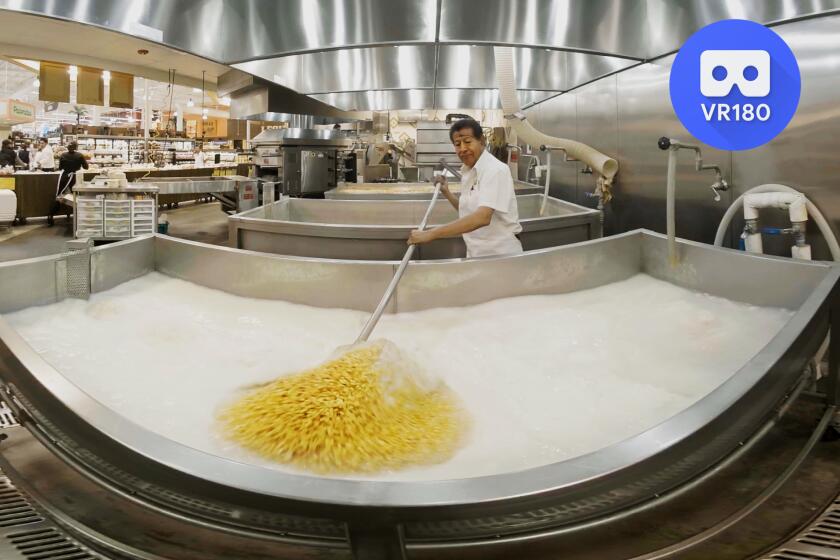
[219,340,467,474]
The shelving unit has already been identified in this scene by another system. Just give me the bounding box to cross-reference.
[73,183,159,241]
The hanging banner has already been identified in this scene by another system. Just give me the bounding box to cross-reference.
[77,66,105,106]
[39,61,71,103]
[109,71,134,109]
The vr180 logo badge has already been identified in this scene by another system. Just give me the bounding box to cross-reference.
[669,20,800,151]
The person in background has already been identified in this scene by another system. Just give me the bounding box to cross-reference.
[408,118,523,258]
[49,141,89,226]
[193,145,206,167]
[16,141,30,168]
[33,137,55,171]
[0,139,25,168]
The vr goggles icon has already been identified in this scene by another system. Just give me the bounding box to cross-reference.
[700,50,770,97]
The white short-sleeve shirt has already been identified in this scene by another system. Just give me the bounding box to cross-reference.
[458,149,523,258]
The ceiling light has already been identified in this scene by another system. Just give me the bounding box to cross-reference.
[219,96,231,105]
[68,65,78,80]
[173,111,178,117]
[33,78,40,88]
[187,98,194,107]
[201,114,208,120]
[202,108,208,114]
[192,87,201,92]
[102,70,111,83]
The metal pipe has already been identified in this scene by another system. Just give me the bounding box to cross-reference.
[658,137,728,264]
[665,144,678,266]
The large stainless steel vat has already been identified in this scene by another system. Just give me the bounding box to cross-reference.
[325,180,543,199]
[228,193,602,259]
[0,232,837,560]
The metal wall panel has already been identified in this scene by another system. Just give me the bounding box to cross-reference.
[309,89,434,111]
[612,57,733,246]
[575,75,619,217]
[730,15,840,260]
[236,46,436,94]
[644,0,840,59]
[527,14,840,259]
[439,0,649,59]
[436,46,634,91]
[527,93,578,203]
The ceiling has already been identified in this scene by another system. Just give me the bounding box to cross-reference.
[0,9,229,90]
[2,0,840,111]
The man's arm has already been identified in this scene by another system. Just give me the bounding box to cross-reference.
[408,207,493,244]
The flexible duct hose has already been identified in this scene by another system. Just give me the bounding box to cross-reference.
[713,184,840,261]
[494,47,619,187]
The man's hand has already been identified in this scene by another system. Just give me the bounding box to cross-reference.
[434,174,450,195]
[408,229,436,245]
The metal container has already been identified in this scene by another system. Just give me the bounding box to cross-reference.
[0,232,836,559]
[325,179,543,199]
[228,193,602,259]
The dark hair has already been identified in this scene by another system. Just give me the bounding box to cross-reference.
[449,118,483,142]
[2,139,11,150]
[67,141,78,152]
[39,137,48,144]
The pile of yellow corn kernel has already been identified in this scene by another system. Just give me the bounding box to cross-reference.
[219,342,466,474]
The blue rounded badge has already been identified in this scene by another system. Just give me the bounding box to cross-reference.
[669,19,801,151]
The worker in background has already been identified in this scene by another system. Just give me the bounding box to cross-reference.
[193,146,206,167]
[16,141,30,168]
[50,141,88,226]
[0,139,25,168]
[32,137,55,172]
[408,118,523,258]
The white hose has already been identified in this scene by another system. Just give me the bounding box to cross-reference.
[540,150,551,216]
[713,184,840,260]
[494,47,619,184]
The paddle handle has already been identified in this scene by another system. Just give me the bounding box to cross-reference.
[355,180,443,343]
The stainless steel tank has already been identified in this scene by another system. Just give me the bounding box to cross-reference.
[0,232,837,559]
[228,193,602,259]
[324,180,543,200]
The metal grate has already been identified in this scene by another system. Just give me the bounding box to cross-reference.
[766,495,840,559]
[5,528,96,560]
[0,401,19,428]
[0,474,100,560]
[62,240,92,300]
[0,477,42,528]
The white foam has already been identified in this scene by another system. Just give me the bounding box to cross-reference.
[4,272,791,481]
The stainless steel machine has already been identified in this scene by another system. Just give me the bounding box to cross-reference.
[251,128,352,197]
[0,232,838,560]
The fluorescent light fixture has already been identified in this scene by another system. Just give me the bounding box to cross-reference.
[33,78,40,88]
[68,65,78,80]
[102,70,111,83]
[202,108,208,114]
[201,114,208,120]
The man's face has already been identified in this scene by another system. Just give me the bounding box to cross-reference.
[39,140,47,149]
[451,128,485,168]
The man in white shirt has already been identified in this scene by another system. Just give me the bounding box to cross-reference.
[408,118,523,258]
[33,138,55,172]
[193,147,206,167]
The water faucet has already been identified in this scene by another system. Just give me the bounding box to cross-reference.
[658,137,728,201]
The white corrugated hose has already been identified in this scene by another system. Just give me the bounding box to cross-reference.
[494,46,619,210]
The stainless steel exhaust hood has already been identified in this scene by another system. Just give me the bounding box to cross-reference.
[219,69,361,123]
